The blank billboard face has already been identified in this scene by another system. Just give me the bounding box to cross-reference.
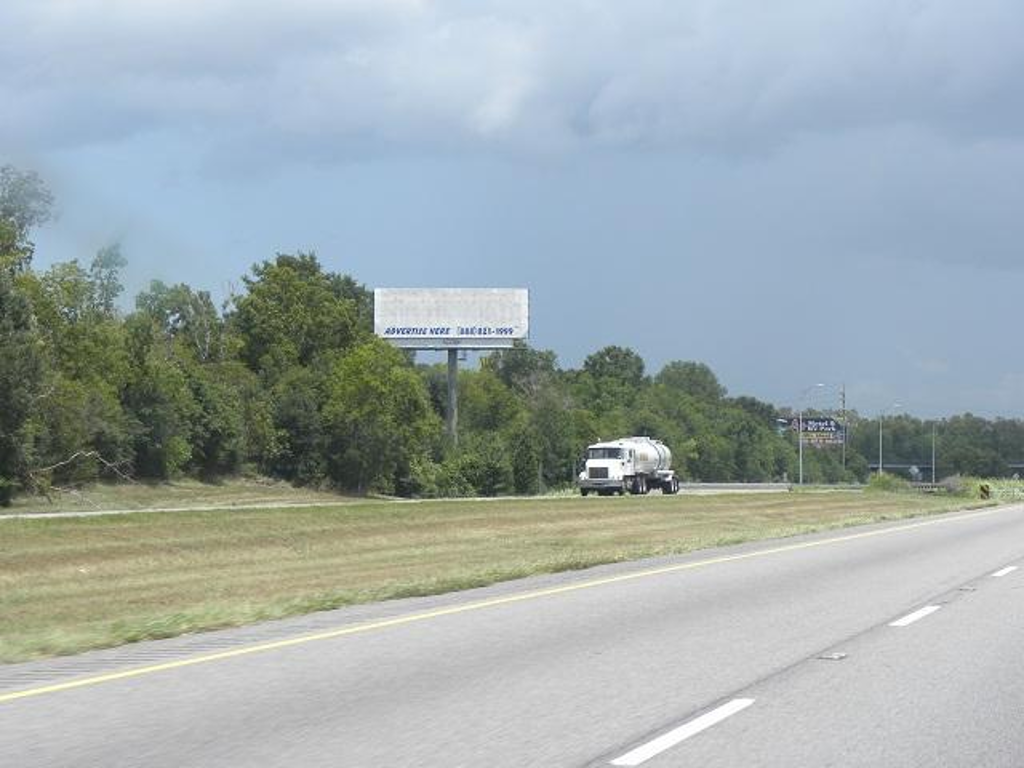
[374,288,529,349]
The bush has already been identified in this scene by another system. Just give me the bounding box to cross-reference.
[939,475,965,494]
[404,455,477,498]
[953,476,1024,501]
[866,472,911,492]
[448,445,513,497]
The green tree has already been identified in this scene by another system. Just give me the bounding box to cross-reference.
[90,244,128,314]
[0,271,45,503]
[483,341,559,397]
[19,257,134,485]
[0,165,54,272]
[445,433,514,497]
[938,414,1006,477]
[268,366,328,485]
[30,260,130,381]
[183,361,249,478]
[136,280,226,363]
[231,253,361,376]
[330,272,374,336]
[655,361,726,401]
[505,415,543,494]
[631,384,700,474]
[458,369,523,434]
[121,314,200,479]
[730,396,775,423]
[530,386,587,487]
[583,345,645,390]
[323,339,440,493]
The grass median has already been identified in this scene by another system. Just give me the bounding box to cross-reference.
[0,490,986,662]
[3,477,354,514]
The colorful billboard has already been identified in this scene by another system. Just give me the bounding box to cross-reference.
[787,417,846,446]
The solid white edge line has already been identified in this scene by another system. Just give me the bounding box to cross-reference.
[991,566,1018,578]
[889,605,941,627]
[610,698,755,766]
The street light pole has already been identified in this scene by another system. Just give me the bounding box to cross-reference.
[799,407,803,485]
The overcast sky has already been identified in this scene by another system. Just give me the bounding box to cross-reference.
[3,0,1022,417]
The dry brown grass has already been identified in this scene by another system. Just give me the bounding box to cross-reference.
[0,491,981,662]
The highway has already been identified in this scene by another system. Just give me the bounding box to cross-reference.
[2,503,1023,767]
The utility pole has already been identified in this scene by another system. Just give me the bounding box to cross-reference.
[878,416,883,476]
[931,422,936,484]
[841,383,847,475]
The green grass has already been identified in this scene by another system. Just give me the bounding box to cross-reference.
[3,477,359,514]
[0,490,988,663]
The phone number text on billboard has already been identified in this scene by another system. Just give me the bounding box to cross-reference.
[381,326,518,338]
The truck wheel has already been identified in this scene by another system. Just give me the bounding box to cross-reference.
[580,488,589,497]
[638,476,648,495]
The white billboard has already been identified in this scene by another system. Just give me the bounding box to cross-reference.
[374,288,529,349]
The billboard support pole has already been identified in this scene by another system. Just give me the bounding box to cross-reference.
[373,287,530,448]
[447,349,459,446]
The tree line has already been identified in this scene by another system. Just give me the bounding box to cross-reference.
[2,165,1023,504]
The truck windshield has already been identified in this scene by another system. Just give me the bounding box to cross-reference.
[588,448,622,460]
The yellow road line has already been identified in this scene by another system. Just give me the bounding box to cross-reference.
[1,503,1017,705]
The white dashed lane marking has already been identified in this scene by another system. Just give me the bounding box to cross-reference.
[610,699,755,766]
[889,605,942,627]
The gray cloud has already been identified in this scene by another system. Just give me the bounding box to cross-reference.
[4,0,1024,155]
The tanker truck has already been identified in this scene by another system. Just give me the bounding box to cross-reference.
[577,436,680,496]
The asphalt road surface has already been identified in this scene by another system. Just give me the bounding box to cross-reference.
[3,503,1023,767]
